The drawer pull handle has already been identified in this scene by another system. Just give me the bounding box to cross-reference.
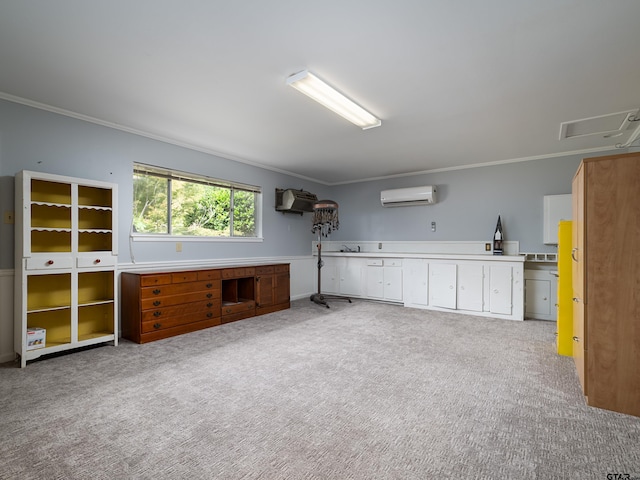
[46,260,54,265]
[573,336,580,342]
[94,259,101,264]
[206,312,213,318]
[248,304,253,310]
[571,248,578,262]
[207,303,213,308]
[206,283,212,288]
[153,311,161,317]
[153,300,161,306]
[572,297,579,303]
[153,289,161,295]
[206,293,213,298]
[153,323,161,329]
[226,308,232,314]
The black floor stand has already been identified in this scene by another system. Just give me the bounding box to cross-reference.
[310,238,351,308]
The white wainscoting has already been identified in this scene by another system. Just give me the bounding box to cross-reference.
[0,269,15,363]
[0,257,318,364]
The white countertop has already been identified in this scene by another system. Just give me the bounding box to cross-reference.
[317,251,525,262]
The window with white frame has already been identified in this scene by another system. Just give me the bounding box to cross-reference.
[132,164,261,238]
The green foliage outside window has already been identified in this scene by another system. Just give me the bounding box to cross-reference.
[133,169,258,237]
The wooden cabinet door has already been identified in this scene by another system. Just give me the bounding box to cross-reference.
[274,271,290,305]
[572,166,584,302]
[256,274,274,307]
[571,166,586,392]
[573,301,586,394]
[584,155,640,416]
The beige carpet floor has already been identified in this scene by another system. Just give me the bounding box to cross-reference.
[1,299,639,479]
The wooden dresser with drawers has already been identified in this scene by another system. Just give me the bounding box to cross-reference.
[120,263,290,343]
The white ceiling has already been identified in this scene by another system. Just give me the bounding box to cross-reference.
[1,0,639,185]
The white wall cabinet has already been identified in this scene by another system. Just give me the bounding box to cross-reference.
[14,170,118,367]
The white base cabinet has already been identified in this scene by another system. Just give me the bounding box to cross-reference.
[523,269,557,321]
[320,257,365,297]
[365,259,403,302]
[416,259,523,320]
[318,253,524,320]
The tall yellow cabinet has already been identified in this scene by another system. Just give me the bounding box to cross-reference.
[571,152,640,417]
[14,170,118,367]
[556,220,572,356]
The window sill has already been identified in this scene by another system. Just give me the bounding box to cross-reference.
[131,234,263,243]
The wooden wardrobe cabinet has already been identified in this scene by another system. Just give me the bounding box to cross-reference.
[571,152,640,417]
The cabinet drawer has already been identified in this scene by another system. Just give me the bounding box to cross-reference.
[221,310,255,324]
[385,259,402,267]
[367,259,383,266]
[141,290,221,310]
[274,264,289,273]
[142,311,220,333]
[25,256,73,270]
[255,266,274,275]
[171,271,198,283]
[140,274,172,287]
[141,281,220,298]
[222,300,255,316]
[141,299,221,322]
[198,269,221,281]
[221,267,256,279]
[76,254,116,268]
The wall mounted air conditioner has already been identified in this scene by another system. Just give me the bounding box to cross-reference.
[380,185,437,207]
[275,188,318,214]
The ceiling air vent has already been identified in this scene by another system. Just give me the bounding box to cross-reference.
[559,109,639,140]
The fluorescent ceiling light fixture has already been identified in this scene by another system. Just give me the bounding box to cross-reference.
[286,70,381,130]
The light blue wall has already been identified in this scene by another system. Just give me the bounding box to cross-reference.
[327,153,614,253]
[0,98,615,268]
[0,99,330,269]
